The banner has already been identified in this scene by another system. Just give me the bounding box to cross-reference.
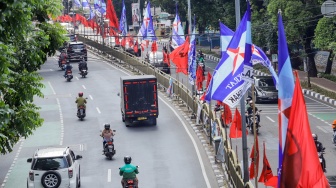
[131,3,140,27]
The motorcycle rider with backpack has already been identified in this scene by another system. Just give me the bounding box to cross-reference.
[119,156,139,187]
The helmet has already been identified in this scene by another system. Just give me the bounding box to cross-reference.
[312,133,318,141]
[333,120,336,125]
[104,123,110,130]
[249,100,253,105]
[78,92,83,97]
[124,156,132,164]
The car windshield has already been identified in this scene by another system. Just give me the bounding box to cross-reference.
[258,78,275,87]
[70,44,84,49]
[32,157,68,170]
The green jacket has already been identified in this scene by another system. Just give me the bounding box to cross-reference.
[75,97,87,108]
[119,164,139,180]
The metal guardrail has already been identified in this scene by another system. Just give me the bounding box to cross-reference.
[78,35,254,188]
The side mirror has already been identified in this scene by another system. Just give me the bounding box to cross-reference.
[27,158,32,163]
[75,155,82,160]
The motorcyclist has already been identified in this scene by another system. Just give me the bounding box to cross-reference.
[59,49,67,67]
[101,123,114,152]
[246,101,260,126]
[313,133,326,172]
[78,56,88,72]
[119,156,139,188]
[75,92,87,114]
[63,61,73,77]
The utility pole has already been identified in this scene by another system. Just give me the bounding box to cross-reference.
[235,0,249,184]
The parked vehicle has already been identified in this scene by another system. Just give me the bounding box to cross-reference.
[27,147,82,188]
[249,76,278,103]
[120,75,159,127]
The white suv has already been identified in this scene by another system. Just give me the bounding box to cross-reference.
[27,147,82,188]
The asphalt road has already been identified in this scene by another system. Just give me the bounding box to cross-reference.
[0,52,219,188]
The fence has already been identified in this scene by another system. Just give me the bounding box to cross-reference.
[78,35,254,188]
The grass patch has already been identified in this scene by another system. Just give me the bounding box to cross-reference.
[301,81,336,100]
[320,73,336,82]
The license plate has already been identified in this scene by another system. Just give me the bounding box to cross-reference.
[138,117,147,120]
[74,49,81,52]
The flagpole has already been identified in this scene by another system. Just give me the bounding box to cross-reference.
[252,83,258,188]
[235,0,249,184]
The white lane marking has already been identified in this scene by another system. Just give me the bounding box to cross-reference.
[76,77,79,80]
[317,126,328,133]
[96,107,101,114]
[305,95,336,110]
[89,95,93,100]
[103,55,211,187]
[308,112,331,126]
[56,98,64,146]
[266,116,275,123]
[107,169,111,182]
[82,85,86,89]
[50,69,53,71]
[48,81,56,95]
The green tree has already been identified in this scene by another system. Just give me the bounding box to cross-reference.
[313,16,336,74]
[0,0,65,154]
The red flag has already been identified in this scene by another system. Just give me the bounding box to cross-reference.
[221,103,232,125]
[133,41,138,53]
[229,108,247,138]
[105,0,119,29]
[280,71,330,188]
[196,65,205,91]
[249,135,259,179]
[265,176,278,187]
[115,36,120,45]
[169,36,190,75]
[151,41,157,52]
[163,51,170,66]
[121,37,126,47]
[200,72,212,101]
[258,142,276,186]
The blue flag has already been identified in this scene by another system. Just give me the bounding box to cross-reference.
[188,16,196,85]
[88,5,95,20]
[205,3,252,108]
[82,0,89,8]
[172,4,185,49]
[139,2,157,41]
[119,0,127,36]
[277,10,295,187]
[94,0,106,14]
[74,0,81,7]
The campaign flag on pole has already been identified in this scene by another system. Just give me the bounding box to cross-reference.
[82,0,89,8]
[106,0,119,30]
[205,3,252,108]
[169,37,190,75]
[196,65,205,91]
[171,3,185,49]
[277,11,295,187]
[220,22,278,88]
[94,0,106,14]
[151,41,157,52]
[200,72,212,101]
[249,135,259,179]
[280,71,330,188]
[74,0,81,7]
[188,16,196,85]
[229,108,247,138]
[119,0,127,36]
[258,142,276,187]
[139,1,157,41]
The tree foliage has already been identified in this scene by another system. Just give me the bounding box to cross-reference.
[0,0,65,154]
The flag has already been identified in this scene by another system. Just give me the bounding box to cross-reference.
[221,102,232,125]
[119,0,127,36]
[196,65,204,91]
[277,11,295,186]
[94,0,106,14]
[82,0,89,8]
[163,50,170,66]
[188,16,196,85]
[106,0,119,30]
[249,135,259,179]
[280,71,330,188]
[74,0,81,7]
[229,108,247,138]
[171,3,185,49]
[167,77,174,97]
[139,2,157,41]
[151,41,157,52]
[220,22,278,88]
[169,36,190,75]
[258,142,276,186]
[200,72,212,101]
[133,41,138,53]
[205,3,252,108]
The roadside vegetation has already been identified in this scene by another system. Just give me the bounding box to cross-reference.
[0,0,66,154]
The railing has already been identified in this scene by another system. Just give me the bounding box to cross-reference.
[78,35,254,188]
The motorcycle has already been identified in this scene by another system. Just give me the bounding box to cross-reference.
[119,166,139,188]
[332,125,336,145]
[59,59,67,70]
[246,110,261,134]
[77,105,86,120]
[79,68,88,78]
[318,147,326,172]
[65,70,73,82]
[103,133,116,160]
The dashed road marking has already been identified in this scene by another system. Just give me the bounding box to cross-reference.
[317,126,329,133]
[76,77,79,80]
[266,116,275,123]
[96,107,101,114]
[89,95,93,100]
[107,169,111,182]
[82,85,86,89]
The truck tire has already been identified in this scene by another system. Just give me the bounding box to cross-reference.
[151,117,157,126]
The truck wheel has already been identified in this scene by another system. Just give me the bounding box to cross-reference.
[151,118,157,126]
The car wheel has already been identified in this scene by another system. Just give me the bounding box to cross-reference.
[41,171,61,188]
